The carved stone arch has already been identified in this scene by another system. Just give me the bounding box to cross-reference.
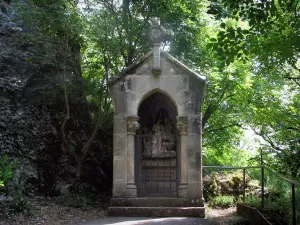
[136,88,179,116]
[137,90,179,136]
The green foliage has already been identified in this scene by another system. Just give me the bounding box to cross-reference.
[204,171,251,199]
[208,172,220,196]
[243,194,261,208]
[209,0,300,68]
[9,169,31,213]
[12,0,300,178]
[0,156,29,213]
[17,0,257,168]
[0,155,17,189]
[10,184,29,213]
[205,0,300,176]
[14,0,83,43]
[209,195,234,207]
[241,170,300,225]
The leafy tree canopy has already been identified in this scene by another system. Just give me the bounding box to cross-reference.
[14,0,300,179]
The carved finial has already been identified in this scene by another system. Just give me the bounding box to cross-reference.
[152,17,160,25]
[127,116,140,134]
[146,18,174,74]
[176,116,188,134]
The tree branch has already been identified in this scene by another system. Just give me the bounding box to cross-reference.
[251,127,283,151]
[205,123,241,133]
[57,34,78,161]
[202,89,235,129]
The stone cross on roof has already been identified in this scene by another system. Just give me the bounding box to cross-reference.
[147,18,174,74]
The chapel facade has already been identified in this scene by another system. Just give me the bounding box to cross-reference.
[108,20,206,217]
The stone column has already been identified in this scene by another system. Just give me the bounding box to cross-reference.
[126,116,139,197]
[177,116,188,198]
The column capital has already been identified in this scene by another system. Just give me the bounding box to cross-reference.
[176,116,188,134]
[127,116,140,134]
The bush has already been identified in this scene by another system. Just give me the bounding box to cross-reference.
[9,175,29,213]
[0,155,17,189]
[204,171,251,200]
[209,195,235,207]
[0,156,31,213]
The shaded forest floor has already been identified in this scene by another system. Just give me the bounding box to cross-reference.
[0,196,108,225]
[0,198,246,225]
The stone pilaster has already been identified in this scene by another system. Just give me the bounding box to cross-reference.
[186,114,204,206]
[112,115,127,198]
[177,116,188,198]
[126,116,139,197]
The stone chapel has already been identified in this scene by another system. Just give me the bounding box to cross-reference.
[108,19,206,217]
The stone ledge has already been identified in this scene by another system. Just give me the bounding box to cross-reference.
[108,206,205,217]
[111,197,190,207]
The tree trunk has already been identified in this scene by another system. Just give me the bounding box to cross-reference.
[76,160,82,178]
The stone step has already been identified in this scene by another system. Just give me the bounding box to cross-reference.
[111,197,203,207]
[108,206,205,217]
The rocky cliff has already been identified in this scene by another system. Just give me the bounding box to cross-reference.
[0,0,108,195]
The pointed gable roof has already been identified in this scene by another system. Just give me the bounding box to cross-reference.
[109,50,206,87]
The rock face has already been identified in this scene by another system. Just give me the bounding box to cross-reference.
[0,1,105,195]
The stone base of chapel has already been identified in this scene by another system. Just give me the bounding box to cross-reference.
[108,197,205,217]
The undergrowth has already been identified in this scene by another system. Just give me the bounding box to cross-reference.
[209,195,235,207]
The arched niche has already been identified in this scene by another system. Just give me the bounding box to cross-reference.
[136,91,179,197]
[137,92,178,136]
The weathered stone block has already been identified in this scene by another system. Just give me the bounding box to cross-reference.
[113,134,126,156]
[113,158,127,181]
[113,115,127,133]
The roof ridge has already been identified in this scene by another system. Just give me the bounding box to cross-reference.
[108,50,205,87]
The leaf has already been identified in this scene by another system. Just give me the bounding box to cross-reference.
[210,38,217,42]
[225,57,231,65]
[207,43,214,49]
[220,62,226,68]
[237,52,243,59]
[237,33,243,39]
[242,29,249,35]
[220,23,226,29]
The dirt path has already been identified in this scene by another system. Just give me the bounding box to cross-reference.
[0,199,246,225]
[206,207,246,224]
[78,208,246,225]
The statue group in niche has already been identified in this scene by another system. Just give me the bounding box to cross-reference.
[142,109,176,158]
